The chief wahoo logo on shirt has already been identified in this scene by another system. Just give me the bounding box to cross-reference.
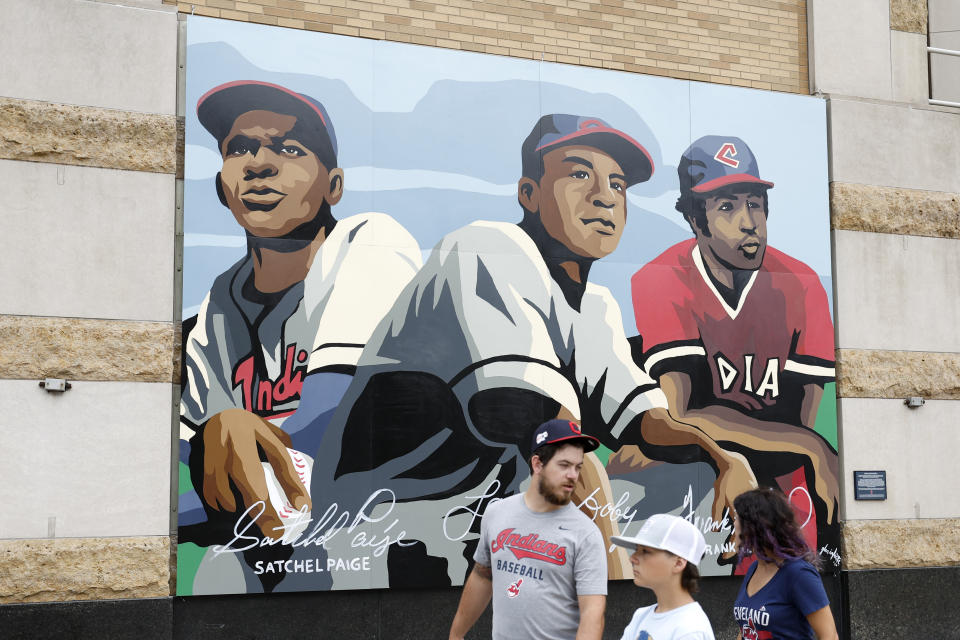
[506,578,522,598]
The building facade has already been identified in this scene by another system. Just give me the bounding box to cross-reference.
[0,0,957,637]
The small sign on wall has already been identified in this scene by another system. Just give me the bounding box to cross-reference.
[854,470,887,500]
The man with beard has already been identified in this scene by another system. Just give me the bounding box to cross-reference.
[448,419,607,640]
[178,81,421,591]
[630,135,839,565]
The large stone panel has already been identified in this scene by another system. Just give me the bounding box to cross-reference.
[844,518,960,569]
[0,536,170,603]
[828,98,960,193]
[808,0,892,99]
[0,0,177,114]
[0,159,175,321]
[833,230,960,352]
[0,316,177,383]
[890,31,929,103]
[837,349,960,399]
[0,98,178,174]
[830,182,960,239]
[0,380,173,539]
[838,397,960,520]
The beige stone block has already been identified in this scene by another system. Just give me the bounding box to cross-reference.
[0,98,177,175]
[0,536,170,603]
[831,182,960,239]
[890,0,927,33]
[0,316,177,384]
[844,519,960,569]
[836,349,960,399]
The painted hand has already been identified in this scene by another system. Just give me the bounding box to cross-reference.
[201,408,312,537]
[713,450,758,524]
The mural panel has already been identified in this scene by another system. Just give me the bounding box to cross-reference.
[178,16,839,595]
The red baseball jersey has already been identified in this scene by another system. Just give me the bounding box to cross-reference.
[631,238,834,416]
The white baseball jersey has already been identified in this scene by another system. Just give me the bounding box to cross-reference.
[355,220,667,444]
[180,212,422,437]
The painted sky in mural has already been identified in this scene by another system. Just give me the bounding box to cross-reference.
[178,15,839,596]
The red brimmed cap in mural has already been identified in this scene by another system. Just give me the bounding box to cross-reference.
[522,114,654,187]
[197,80,338,165]
[530,418,600,455]
[678,135,774,194]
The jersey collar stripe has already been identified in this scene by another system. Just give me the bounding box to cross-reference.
[691,245,758,320]
[643,345,707,375]
[784,359,835,377]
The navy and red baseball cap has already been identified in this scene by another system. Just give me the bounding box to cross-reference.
[678,135,774,194]
[522,114,654,187]
[531,418,600,454]
[197,80,338,166]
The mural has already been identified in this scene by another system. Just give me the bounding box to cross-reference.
[177,16,839,596]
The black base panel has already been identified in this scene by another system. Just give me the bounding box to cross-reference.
[19,569,945,640]
[843,566,960,639]
[0,597,172,640]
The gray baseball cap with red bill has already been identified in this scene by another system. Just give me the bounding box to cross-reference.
[522,114,655,187]
[531,418,600,454]
[196,80,338,167]
[678,135,774,194]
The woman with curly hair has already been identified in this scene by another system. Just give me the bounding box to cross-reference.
[732,487,838,640]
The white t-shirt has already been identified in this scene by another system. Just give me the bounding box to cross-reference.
[619,601,715,640]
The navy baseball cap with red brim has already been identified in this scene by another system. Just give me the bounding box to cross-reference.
[531,418,600,454]
[196,80,338,160]
[525,114,654,187]
[679,134,774,194]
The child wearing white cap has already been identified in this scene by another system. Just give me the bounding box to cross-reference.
[611,514,716,640]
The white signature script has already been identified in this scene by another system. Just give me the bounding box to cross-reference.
[213,488,416,558]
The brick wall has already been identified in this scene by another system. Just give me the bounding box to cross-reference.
[166,0,809,94]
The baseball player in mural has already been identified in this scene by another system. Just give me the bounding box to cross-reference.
[178,80,421,589]
[629,136,840,562]
[310,115,757,586]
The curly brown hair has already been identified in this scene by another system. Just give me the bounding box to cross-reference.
[734,487,819,568]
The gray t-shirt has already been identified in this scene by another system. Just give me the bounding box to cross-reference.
[474,494,608,640]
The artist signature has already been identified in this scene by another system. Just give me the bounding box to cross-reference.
[819,544,842,567]
[213,488,415,558]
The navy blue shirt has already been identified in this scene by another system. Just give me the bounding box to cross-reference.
[733,558,829,639]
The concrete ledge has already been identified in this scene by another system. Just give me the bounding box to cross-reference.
[836,349,960,399]
[844,519,960,569]
[890,0,927,33]
[0,537,171,603]
[831,182,960,239]
[0,316,177,383]
[0,98,178,174]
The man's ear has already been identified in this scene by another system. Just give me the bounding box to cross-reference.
[215,172,228,207]
[518,177,540,214]
[531,454,544,475]
[326,168,345,206]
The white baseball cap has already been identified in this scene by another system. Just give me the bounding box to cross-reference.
[611,513,707,566]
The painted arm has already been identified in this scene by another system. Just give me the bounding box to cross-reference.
[634,405,757,523]
[197,408,311,537]
[575,594,606,640]
[557,404,632,581]
[806,604,839,640]
[448,563,493,640]
[659,371,839,524]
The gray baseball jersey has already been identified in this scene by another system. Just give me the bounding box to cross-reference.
[180,212,422,437]
[352,220,666,446]
[474,494,608,640]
